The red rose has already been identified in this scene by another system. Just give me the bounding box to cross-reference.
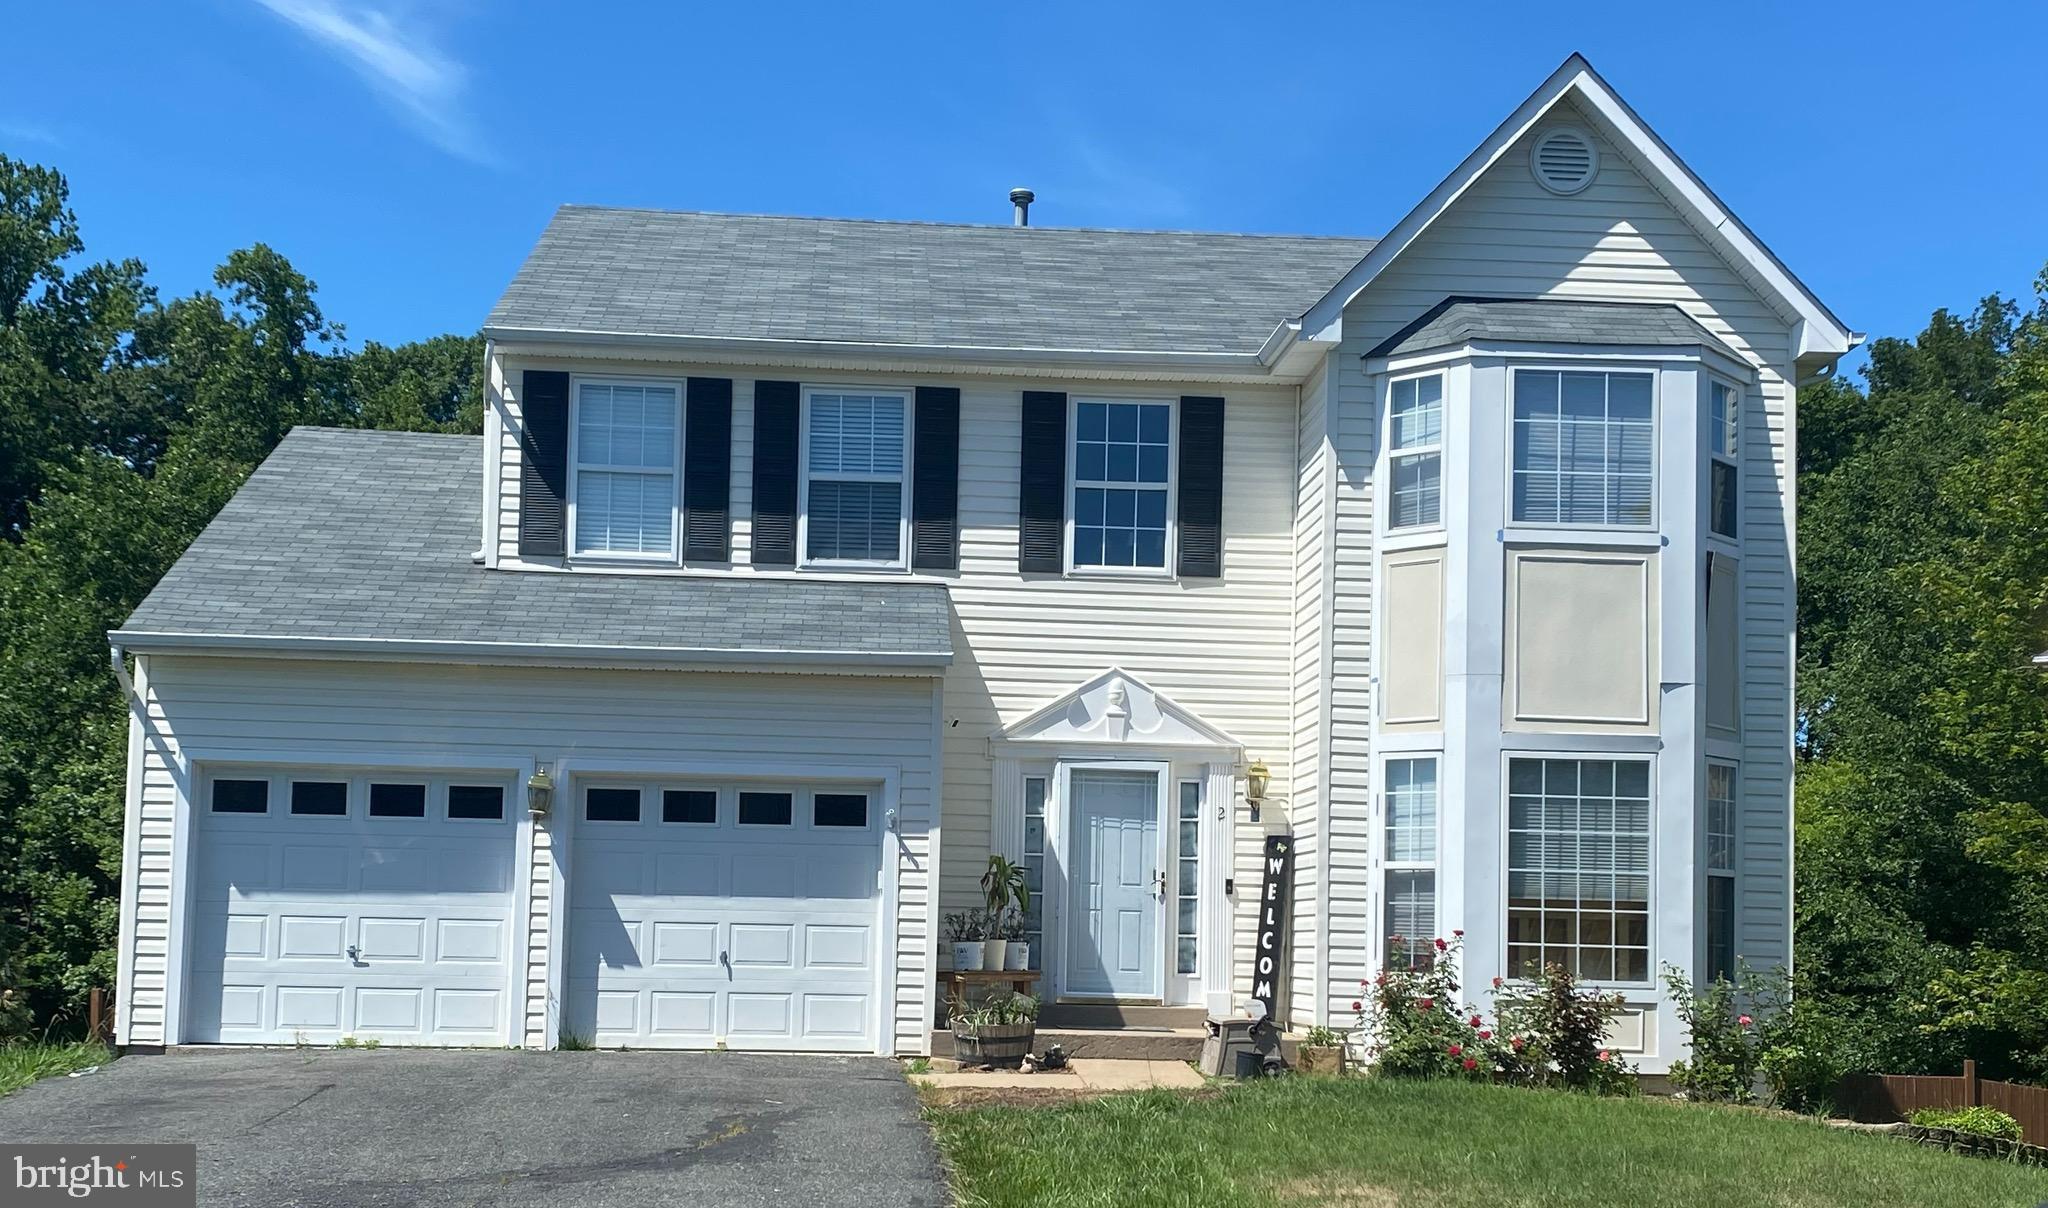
[1434,938,1448,952]
[1511,1036,1526,1050]
[1469,1015,1483,1028]
[1463,1057,1478,1071]
[1491,976,1503,989]
[1418,997,1434,1011]
[1351,1000,1363,1011]
[1447,1044,1463,1057]
[1478,1030,1492,1041]
[1453,929,1464,938]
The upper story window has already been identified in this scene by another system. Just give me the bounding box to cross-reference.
[1072,400,1171,571]
[1389,373,1444,530]
[1708,380,1738,539]
[1511,369,1653,528]
[802,389,908,566]
[572,380,680,557]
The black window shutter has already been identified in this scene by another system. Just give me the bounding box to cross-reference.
[751,380,800,565]
[912,386,961,570]
[1018,391,1067,574]
[517,370,570,557]
[683,377,732,561]
[1177,395,1225,578]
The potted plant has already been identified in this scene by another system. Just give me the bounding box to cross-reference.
[945,911,984,972]
[1001,909,1031,971]
[951,990,1039,1068]
[981,856,1027,971]
[1296,1024,1347,1076]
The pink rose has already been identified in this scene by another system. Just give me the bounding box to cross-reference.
[1447,1044,1463,1057]
[1463,1057,1479,1071]
[1598,1050,1611,1063]
[1739,1015,1753,1027]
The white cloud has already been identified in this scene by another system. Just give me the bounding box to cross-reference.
[252,0,492,165]
[0,119,65,149]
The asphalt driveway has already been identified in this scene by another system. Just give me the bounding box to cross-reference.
[0,1049,948,1207]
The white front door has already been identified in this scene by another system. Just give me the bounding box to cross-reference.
[565,780,882,1051]
[1063,768,1163,999]
[186,768,518,1046]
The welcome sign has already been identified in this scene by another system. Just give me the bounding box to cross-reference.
[1250,833,1293,1021]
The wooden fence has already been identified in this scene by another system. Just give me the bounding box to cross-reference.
[1837,1060,2048,1143]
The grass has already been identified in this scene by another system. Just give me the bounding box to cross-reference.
[924,1077,2048,1208]
[0,1041,111,1098]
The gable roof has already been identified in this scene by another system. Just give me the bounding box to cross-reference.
[1297,54,1856,361]
[113,427,952,671]
[1364,296,1747,361]
[484,206,1375,361]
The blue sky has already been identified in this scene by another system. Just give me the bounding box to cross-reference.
[8,1,2045,371]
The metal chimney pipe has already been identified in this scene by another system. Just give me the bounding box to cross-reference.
[1009,187,1035,227]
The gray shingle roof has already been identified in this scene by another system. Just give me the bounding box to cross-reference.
[1365,297,1745,360]
[114,427,952,668]
[484,206,1377,358]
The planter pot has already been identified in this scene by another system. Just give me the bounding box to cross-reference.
[982,939,1008,971]
[951,941,985,972]
[1004,941,1031,972]
[953,1021,1036,1068]
[1296,1045,1345,1076]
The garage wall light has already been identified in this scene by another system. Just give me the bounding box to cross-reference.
[526,767,555,819]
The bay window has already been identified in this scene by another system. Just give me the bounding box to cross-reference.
[1507,757,1651,982]
[1072,400,1171,570]
[1709,379,1738,538]
[1511,369,1654,527]
[1706,762,1737,983]
[803,389,908,565]
[572,380,679,556]
[1389,373,1444,530]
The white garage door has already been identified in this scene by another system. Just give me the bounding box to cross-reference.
[566,780,882,1052]
[187,768,518,1046]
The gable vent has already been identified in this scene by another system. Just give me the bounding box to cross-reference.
[1531,127,1598,195]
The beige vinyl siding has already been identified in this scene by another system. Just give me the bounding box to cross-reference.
[1337,95,1798,974]
[1287,359,1330,1025]
[121,657,940,1052]
[1325,348,1379,1023]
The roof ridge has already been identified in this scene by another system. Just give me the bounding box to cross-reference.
[553,203,1378,244]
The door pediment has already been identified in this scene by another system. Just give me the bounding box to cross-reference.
[991,668,1242,753]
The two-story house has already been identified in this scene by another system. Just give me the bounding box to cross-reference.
[106,56,1855,1068]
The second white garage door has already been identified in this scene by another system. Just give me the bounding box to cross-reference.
[564,780,883,1052]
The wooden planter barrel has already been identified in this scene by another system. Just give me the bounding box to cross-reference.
[953,1021,1035,1068]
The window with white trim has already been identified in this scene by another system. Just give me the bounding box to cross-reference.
[1512,369,1654,526]
[803,390,908,564]
[1388,374,1443,530]
[1176,779,1200,975]
[1706,762,1737,983]
[573,381,679,556]
[1507,757,1651,982]
[1709,380,1738,539]
[1384,758,1438,971]
[1022,776,1047,955]
[1072,400,1171,569]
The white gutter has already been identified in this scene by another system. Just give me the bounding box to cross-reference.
[481,324,1270,376]
[107,629,952,672]
[108,642,140,706]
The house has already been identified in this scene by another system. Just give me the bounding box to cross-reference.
[106,55,1855,1070]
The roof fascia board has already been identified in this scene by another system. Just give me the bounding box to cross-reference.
[106,630,952,674]
[1298,55,1854,358]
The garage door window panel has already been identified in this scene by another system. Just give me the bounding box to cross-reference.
[586,787,642,824]
[739,791,794,827]
[369,782,427,818]
[813,792,868,828]
[663,789,717,825]
[212,778,269,814]
[448,785,505,821]
[289,781,347,817]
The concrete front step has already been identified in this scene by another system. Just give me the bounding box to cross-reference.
[931,1026,1206,1061]
[1037,1004,1209,1030]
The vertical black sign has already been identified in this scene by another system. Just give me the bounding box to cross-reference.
[1251,833,1293,1022]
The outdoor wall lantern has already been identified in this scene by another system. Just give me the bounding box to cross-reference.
[526,766,555,819]
[1245,757,1270,822]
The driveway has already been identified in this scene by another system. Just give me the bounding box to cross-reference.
[0,1050,949,1207]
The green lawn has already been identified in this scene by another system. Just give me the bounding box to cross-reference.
[0,1042,110,1097]
[925,1077,2048,1208]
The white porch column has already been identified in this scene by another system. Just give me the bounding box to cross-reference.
[1201,760,1237,1016]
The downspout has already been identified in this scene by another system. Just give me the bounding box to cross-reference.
[109,642,139,707]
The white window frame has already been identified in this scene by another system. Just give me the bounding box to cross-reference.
[1386,372,1445,533]
[1705,760,1738,983]
[1502,752,1656,988]
[1064,395,1178,579]
[798,384,913,570]
[1707,377,1740,541]
[1173,778,1202,979]
[565,374,684,562]
[1380,755,1441,972]
[1505,365,1659,533]
[1021,774,1049,957]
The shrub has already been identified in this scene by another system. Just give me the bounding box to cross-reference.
[1663,966,1761,1102]
[1490,962,1636,1095]
[1363,934,1488,1081]
[1910,1106,2022,1142]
